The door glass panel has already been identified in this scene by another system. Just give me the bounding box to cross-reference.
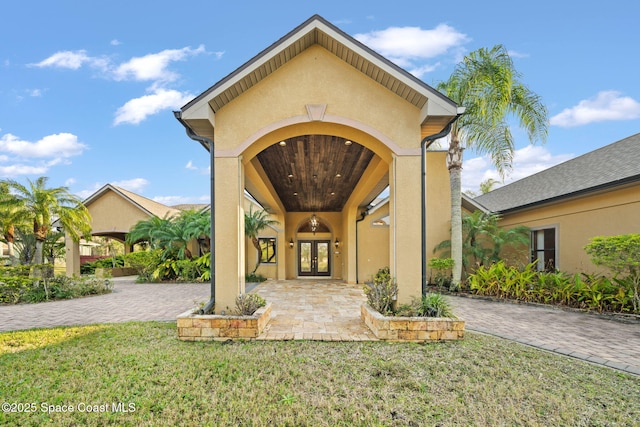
[300,242,311,272]
[317,242,329,273]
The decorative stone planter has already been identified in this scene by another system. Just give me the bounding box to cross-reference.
[361,304,465,342]
[177,303,272,341]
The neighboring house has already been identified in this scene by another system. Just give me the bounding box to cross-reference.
[474,132,640,274]
[65,184,202,274]
[174,14,462,312]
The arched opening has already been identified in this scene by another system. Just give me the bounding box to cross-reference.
[243,130,391,282]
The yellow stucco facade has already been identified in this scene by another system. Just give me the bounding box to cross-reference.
[177,15,460,312]
[498,183,640,275]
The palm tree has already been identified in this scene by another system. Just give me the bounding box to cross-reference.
[0,181,30,263]
[3,177,91,265]
[479,178,500,194]
[436,45,548,288]
[434,211,530,280]
[244,206,279,274]
[126,215,173,250]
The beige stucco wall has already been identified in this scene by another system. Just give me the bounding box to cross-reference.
[216,45,421,157]
[358,202,390,283]
[425,151,453,262]
[86,190,151,237]
[204,44,449,312]
[498,184,640,274]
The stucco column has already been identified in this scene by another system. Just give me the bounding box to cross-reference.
[65,234,80,277]
[214,156,245,313]
[342,205,357,283]
[275,213,286,280]
[389,154,422,304]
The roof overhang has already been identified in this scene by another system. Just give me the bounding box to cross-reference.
[178,14,459,140]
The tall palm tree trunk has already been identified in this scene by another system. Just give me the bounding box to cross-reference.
[4,225,17,265]
[251,236,261,274]
[448,135,464,289]
[34,222,48,265]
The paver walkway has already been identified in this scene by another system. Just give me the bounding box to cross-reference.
[0,277,638,375]
[253,280,375,341]
[0,277,210,332]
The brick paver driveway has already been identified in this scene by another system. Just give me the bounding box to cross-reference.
[0,276,209,332]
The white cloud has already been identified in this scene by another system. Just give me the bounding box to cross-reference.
[32,45,214,123]
[185,160,197,170]
[75,183,104,200]
[354,24,469,77]
[64,178,76,187]
[0,132,86,158]
[112,178,149,193]
[0,164,48,176]
[507,50,529,58]
[32,50,108,70]
[153,194,209,206]
[550,91,640,127]
[110,39,121,46]
[113,88,193,125]
[462,145,574,194]
[0,132,86,177]
[113,45,206,83]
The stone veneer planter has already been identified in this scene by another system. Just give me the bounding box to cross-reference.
[177,303,271,341]
[361,304,465,341]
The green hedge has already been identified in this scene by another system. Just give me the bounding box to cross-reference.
[468,261,636,314]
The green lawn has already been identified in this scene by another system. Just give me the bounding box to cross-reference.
[1,322,638,426]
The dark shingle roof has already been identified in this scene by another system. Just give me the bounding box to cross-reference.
[474,132,640,213]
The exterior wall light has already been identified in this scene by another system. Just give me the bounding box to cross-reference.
[334,238,340,248]
[289,238,294,248]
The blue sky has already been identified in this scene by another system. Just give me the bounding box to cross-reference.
[1,0,639,203]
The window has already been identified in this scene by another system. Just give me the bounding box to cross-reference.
[259,238,277,264]
[531,227,557,271]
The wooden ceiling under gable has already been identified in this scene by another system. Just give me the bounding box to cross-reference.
[256,135,375,212]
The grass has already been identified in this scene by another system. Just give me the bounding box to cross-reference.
[1,323,638,426]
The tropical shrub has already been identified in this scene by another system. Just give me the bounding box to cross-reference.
[363,267,397,315]
[468,261,637,313]
[193,253,211,281]
[428,257,454,289]
[585,234,640,312]
[234,293,266,315]
[434,211,529,281]
[123,249,163,282]
[246,272,267,283]
[415,293,455,318]
[0,266,112,304]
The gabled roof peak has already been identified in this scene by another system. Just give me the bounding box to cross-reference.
[180,14,458,130]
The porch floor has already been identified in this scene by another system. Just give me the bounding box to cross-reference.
[251,280,377,341]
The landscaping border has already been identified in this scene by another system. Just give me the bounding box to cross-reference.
[360,304,464,341]
[177,303,271,341]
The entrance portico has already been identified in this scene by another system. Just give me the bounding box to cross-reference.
[176,15,460,313]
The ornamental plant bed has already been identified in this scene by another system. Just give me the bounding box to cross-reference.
[360,304,465,342]
[177,302,272,341]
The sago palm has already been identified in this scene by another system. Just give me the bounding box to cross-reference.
[437,45,548,288]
